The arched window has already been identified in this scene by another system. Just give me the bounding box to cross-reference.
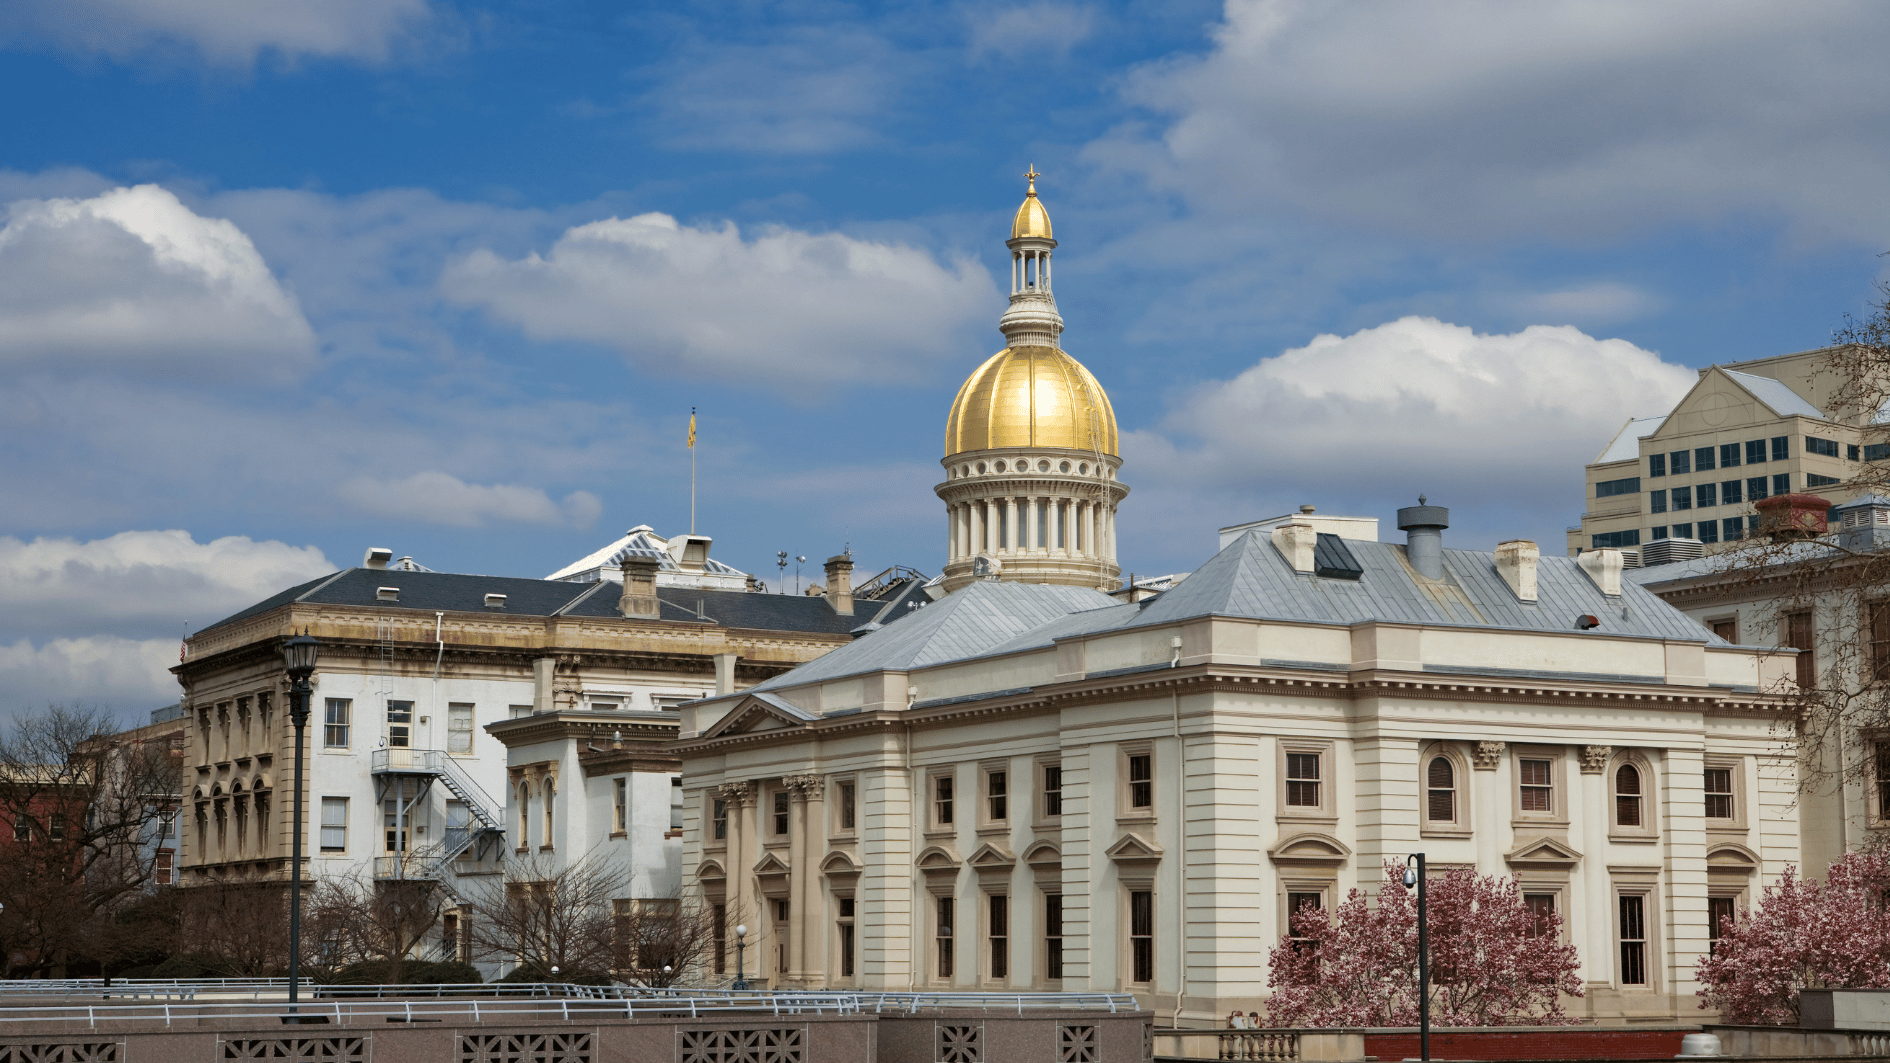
[1615,764,1643,827]
[517,783,531,847]
[1427,756,1456,822]
[543,780,556,847]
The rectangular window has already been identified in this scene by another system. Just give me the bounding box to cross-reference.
[935,776,955,826]
[1722,480,1743,505]
[1748,476,1769,502]
[1699,520,1720,544]
[713,904,728,974]
[773,789,789,836]
[1043,764,1063,817]
[1127,754,1153,810]
[48,812,65,841]
[1696,483,1718,508]
[1670,450,1691,475]
[1719,442,1741,468]
[1708,896,1737,954]
[1695,446,1716,472]
[1286,892,1323,960]
[1286,752,1321,807]
[1878,747,1890,820]
[1809,473,1841,487]
[1807,435,1840,457]
[1711,619,1737,642]
[386,700,413,748]
[1649,453,1666,477]
[323,699,351,748]
[987,770,1008,822]
[1519,758,1554,813]
[613,778,627,832]
[155,849,175,885]
[1851,444,1862,461]
[839,897,856,978]
[1723,517,1745,540]
[1746,439,1767,465]
[1524,893,1556,938]
[1872,602,1890,682]
[1774,473,1791,495]
[1592,530,1641,549]
[320,797,348,851]
[1705,768,1735,820]
[1129,890,1154,984]
[988,894,1009,979]
[1619,895,1649,986]
[1649,489,1667,514]
[937,896,955,979]
[838,782,856,831]
[1869,443,1890,462]
[1651,526,1668,541]
[1045,893,1064,980]
[712,798,727,841]
[1597,476,1642,498]
[447,702,474,754]
[1672,522,1693,539]
[158,809,175,840]
[1788,611,1815,688]
[1671,487,1692,511]
[1773,436,1790,461]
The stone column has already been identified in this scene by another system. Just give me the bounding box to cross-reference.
[716,782,755,950]
[1049,497,1063,555]
[784,775,819,983]
[946,505,958,561]
[1005,498,1020,554]
[1027,498,1040,555]
[968,502,983,557]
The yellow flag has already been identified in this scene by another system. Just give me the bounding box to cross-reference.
[688,409,696,448]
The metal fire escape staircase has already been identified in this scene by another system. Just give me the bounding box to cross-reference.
[369,748,506,900]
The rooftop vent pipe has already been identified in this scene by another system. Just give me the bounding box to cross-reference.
[1397,496,1450,580]
[363,547,393,570]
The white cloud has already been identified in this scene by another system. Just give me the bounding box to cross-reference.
[0,185,317,379]
[0,637,182,718]
[0,0,433,65]
[967,2,1096,60]
[1125,316,1696,550]
[1095,0,1890,242]
[338,472,602,529]
[442,212,995,392]
[0,530,333,641]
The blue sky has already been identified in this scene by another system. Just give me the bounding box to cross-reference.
[4,0,1889,717]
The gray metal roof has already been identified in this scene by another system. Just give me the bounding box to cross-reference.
[1723,370,1825,420]
[746,580,1120,691]
[1595,415,1666,464]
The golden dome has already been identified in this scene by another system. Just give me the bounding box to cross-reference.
[1010,169,1053,240]
[945,345,1118,457]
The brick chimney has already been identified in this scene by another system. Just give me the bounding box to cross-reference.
[619,556,661,619]
[824,554,855,616]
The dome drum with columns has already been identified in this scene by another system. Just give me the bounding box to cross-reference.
[936,171,1128,593]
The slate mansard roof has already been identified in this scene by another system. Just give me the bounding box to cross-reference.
[195,566,929,639]
[749,529,1725,691]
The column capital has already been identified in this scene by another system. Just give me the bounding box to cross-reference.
[783,774,822,799]
[1471,740,1506,770]
[1579,745,1612,774]
[715,781,757,807]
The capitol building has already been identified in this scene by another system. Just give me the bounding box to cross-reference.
[673,176,1797,1024]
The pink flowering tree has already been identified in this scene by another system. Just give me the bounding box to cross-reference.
[1697,851,1890,1024]
[1266,861,1583,1027]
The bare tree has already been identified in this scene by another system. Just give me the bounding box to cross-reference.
[611,898,724,989]
[171,882,291,975]
[0,705,179,976]
[462,851,630,979]
[303,872,447,983]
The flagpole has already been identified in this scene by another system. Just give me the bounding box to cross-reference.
[689,407,697,535]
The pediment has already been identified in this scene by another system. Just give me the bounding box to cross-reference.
[1505,836,1584,869]
[699,696,811,741]
[1105,832,1164,865]
[1707,842,1760,872]
[1022,840,1061,869]
[1267,832,1351,869]
[821,850,862,876]
[753,851,793,877]
[695,858,727,882]
[915,845,962,873]
[967,842,1016,871]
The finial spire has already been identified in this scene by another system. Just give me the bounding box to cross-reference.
[1024,164,1039,196]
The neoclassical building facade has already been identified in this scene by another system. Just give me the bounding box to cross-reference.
[669,178,1802,1024]
[936,172,1127,594]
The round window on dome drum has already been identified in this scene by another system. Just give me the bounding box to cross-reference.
[977,462,987,474]
[995,460,1006,472]
[1038,460,1050,472]
[1060,461,1071,473]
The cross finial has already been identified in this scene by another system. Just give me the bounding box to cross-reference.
[1024,164,1039,196]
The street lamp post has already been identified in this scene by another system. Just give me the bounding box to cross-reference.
[281,633,319,1021]
[1404,853,1429,1061]
[732,924,749,990]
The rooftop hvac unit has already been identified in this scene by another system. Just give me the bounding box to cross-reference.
[1619,549,1642,569]
[1640,538,1704,567]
